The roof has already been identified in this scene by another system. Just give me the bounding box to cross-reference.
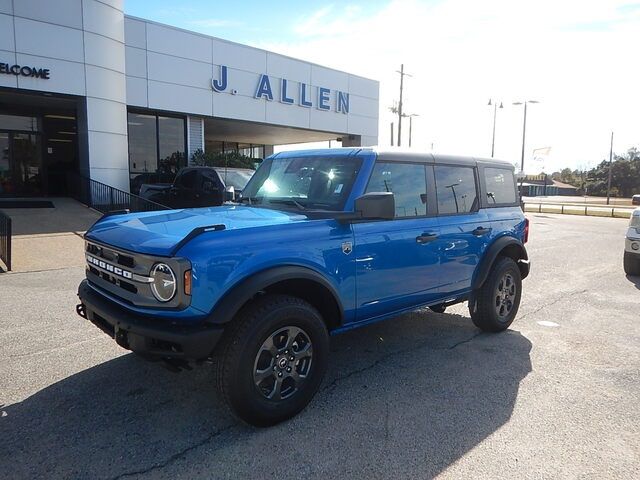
[275,147,514,169]
[552,180,578,189]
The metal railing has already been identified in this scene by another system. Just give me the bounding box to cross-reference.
[524,202,634,219]
[0,209,11,271]
[67,172,170,214]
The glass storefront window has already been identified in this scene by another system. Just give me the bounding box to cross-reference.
[158,116,185,176]
[0,114,38,132]
[128,111,186,194]
[128,113,157,174]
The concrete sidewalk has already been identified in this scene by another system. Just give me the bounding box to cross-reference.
[1,198,99,273]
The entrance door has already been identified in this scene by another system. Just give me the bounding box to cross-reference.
[0,131,42,196]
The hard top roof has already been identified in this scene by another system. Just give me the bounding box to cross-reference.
[274,147,514,169]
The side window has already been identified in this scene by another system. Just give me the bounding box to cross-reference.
[484,167,516,205]
[434,166,478,215]
[176,170,198,189]
[366,162,427,218]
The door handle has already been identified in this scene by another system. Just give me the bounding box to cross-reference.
[416,233,438,244]
[472,227,492,236]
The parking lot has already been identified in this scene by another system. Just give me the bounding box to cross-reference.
[1,213,638,479]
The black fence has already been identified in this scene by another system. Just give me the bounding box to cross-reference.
[67,172,170,214]
[0,209,11,272]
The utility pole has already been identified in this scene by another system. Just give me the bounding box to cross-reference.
[606,131,614,205]
[396,64,411,146]
[390,122,394,146]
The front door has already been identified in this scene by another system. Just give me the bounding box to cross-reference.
[0,131,42,196]
[353,161,441,321]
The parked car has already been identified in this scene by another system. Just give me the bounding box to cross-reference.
[624,207,640,275]
[631,194,640,206]
[140,166,254,208]
[77,148,530,427]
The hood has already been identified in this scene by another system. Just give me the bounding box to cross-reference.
[85,205,307,256]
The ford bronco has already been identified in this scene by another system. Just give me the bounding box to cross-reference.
[77,148,530,426]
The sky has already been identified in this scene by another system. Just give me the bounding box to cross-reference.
[125,0,640,173]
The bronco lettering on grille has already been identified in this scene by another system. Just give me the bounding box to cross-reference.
[86,255,133,279]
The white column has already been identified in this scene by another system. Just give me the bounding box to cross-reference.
[187,116,205,165]
[82,0,129,191]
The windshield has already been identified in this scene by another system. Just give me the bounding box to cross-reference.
[240,155,363,210]
[214,169,254,191]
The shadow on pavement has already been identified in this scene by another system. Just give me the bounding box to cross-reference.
[1,310,532,479]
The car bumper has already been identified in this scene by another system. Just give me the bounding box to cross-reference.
[77,279,223,360]
[625,237,640,254]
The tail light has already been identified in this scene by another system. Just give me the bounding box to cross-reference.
[523,218,530,244]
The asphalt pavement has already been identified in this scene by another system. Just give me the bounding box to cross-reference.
[1,213,638,479]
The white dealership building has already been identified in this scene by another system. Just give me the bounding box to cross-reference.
[0,0,379,196]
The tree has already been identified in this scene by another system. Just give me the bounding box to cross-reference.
[190,149,258,170]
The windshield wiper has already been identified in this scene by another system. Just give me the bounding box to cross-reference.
[267,198,307,210]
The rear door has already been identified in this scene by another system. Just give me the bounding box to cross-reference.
[353,160,441,321]
[434,164,491,296]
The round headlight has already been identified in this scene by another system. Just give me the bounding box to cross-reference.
[150,263,177,302]
[632,242,640,251]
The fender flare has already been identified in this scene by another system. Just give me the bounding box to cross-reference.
[472,236,529,290]
[208,265,345,326]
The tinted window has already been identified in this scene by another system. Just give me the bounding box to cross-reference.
[177,170,198,189]
[366,162,427,218]
[435,166,478,215]
[484,167,516,205]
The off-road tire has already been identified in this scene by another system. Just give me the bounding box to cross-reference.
[624,251,640,276]
[213,294,329,427]
[470,256,522,332]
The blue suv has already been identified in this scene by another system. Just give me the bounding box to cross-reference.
[77,148,530,426]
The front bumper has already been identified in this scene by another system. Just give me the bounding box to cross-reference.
[77,280,223,360]
[625,236,640,254]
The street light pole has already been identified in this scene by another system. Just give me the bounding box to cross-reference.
[407,113,419,147]
[607,131,614,205]
[488,99,503,157]
[513,100,539,199]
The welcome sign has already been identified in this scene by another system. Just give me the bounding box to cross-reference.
[211,65,350,114]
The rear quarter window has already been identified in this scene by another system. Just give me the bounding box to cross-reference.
[484,167,516,205]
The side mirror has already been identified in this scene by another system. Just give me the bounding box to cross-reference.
[225,185,235,201]
[354,192,395,220]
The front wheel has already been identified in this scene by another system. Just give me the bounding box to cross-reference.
[470,257,522,332]
[624,251,640,276]
[213,294,329,427]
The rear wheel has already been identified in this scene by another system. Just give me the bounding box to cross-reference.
[470,257,522,332]
[213,294,329,427]
[624,251,640,276]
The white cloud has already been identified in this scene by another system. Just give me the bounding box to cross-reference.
[257,0,640,172]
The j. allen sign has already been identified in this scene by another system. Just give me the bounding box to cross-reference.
[212,65,349,114]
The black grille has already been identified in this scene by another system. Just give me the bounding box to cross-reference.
[86,242,135,268]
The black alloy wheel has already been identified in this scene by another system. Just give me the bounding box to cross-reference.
[213,294,329,427]
[470,256,522,332]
